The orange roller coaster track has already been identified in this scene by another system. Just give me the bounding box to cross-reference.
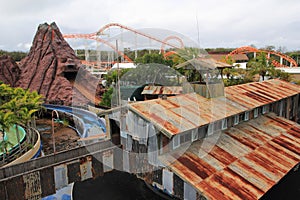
[96,23,183,50]
[160,35,184,54]
[63,33,133,62]
[63,23,184,63]
[226,46,298,68]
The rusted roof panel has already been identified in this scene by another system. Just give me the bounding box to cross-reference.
[159,113,300,200]
[225,79,300,109]
[129,93,248,137]
[129,79,300,137]
[141,86,183,95]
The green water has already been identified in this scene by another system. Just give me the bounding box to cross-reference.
[0,125,26,154]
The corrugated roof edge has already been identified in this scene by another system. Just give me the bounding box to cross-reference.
[128,79,300,138]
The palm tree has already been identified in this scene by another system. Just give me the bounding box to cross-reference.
[0,85,43,152]
[246,52,274,81]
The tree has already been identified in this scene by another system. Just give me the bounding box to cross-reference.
[265,45,275,51]
[0,50,27,61]
[176,47,204,61]
[0,83,43,153]
[104,68,132,85]
[277,46,287,53]
[219,55,235,79]
[246,52,274,81]
[269,68,291,82]
[134,52,173,66]
[246,52,291,82]
[99,87,114,107]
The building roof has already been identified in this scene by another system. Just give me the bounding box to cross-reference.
[159,113,300,200]
[129,93,248,138]
[175,57,232,70]
[225,79,300,109]
[141,86,183,95]
[209,53,249,62]
[129,79,300,138]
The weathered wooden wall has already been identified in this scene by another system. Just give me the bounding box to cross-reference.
[0,140,119,200]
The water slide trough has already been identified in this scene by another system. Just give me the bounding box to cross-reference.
[43,104,106,139]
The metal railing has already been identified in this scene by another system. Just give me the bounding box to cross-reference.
[0,127,39,167]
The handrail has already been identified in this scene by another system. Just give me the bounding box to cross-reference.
[0,127,41,167]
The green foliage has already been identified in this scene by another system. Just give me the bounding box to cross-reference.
[120,63,181,86]
[134,52,173,66]
[175,47,206,61]
[0,50,27,61]
[223,78,247,87]
[246,52,274,81]
[245,52,291,82]
[99,87,114,107]
[0,139,14,154]
[0,83,44,131]
[222,55,235,65]
[205,48,235,54]
[269,69,291,82]
[104,68,132,85]
[264,45,275,51]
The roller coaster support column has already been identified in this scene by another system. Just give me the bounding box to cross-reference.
[51,110,59,154]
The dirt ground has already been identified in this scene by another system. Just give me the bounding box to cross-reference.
[36,118,80,155]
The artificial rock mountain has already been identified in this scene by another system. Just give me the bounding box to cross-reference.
[14,22,101,106]
[0,55,20,87]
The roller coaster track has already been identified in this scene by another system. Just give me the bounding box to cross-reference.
[96,23,183,50]
[63,33,133,62]
[63,23,184,62]
[226,46,298,67]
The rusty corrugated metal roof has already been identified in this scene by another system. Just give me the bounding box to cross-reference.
[141,86,183,95]
[129,79,300,137]
[225,79,300,109]
[129,93,248,138]
[159,113,300,200]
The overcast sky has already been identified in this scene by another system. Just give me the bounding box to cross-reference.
[1,0,300,52]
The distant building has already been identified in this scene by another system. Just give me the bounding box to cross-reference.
[279,67,300,81]
[108,79,300,200]
[111,62,136,70]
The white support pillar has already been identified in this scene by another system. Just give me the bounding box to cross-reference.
[280,57,283,65]
[85,45,89,61]
[253,52,256,58]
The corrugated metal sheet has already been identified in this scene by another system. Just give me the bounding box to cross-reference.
[225,79,300,109]
[129,79,300,137]
[159,113,300,200]
[130,93,248,138]
[142,86,183,95]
